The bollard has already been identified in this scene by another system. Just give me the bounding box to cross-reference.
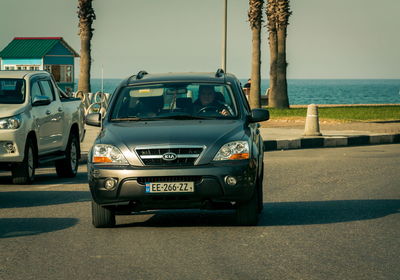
[303,104,322,136]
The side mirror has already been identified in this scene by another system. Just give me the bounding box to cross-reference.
[249,108,269,123]
[32,96,51,106]
[86,113,101,127]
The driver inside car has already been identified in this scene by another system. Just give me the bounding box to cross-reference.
[193,85,231,116]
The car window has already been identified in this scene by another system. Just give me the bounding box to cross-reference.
[239,87,251,114]
[111,83,238,120]
[31,81,42,101]
[39,80,55,101]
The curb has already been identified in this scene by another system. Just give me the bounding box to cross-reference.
[263,133,400,151]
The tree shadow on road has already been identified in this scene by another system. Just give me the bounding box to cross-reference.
[261,199,400,226]
[0,170,88,186]
[0,191,90,209]
[116,199,399,227]
[0,218,78,239]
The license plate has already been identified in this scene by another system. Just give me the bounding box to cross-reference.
[145,182,194,193]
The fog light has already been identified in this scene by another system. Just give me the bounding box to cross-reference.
[4,142,15,153]
[225,176,237,186]
[104,178,118,191]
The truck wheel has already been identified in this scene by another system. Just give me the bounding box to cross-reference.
[56,133,79,178]
[11,139,36,184]
[236,185,260,226]
[91,200,116,228]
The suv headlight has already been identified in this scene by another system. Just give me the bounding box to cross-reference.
[214,141,249,161]
[92,144,128,164]
[0,115,22,129]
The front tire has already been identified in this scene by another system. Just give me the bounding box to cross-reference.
[91,201,116,228]
[11,139,36,184]
[236,186,260,226]
[56,133,79,178]
[258,164,264,213]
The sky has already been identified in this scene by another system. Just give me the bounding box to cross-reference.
[0,0,399,79]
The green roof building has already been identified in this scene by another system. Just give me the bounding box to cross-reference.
[0,37,79,92]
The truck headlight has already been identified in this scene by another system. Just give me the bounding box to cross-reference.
[92,144,128,164]
[0,115,22,129]
[214,141,249,161]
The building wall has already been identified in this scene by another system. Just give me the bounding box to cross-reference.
[43,56,74,65]
[1,58,42,70]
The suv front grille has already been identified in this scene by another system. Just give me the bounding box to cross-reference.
[135,146,204,166]
[137,176,202,185]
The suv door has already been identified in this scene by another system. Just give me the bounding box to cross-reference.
[239,83,263,162]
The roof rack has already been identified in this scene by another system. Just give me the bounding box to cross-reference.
[136,70,148,80]
[215,68,225,78]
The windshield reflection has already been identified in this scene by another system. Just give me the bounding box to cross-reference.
[0,79,25,104]
[110,83,237,121]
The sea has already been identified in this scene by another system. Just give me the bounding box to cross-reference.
[79,78,400,105]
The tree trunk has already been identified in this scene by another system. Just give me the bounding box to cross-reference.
[266,0,290,109]
[267,30,278,107]
[274,27,289,108]
[77,0,95,94]
[248,0,264,109]
[78,31,91,93]
[250,26,262,109]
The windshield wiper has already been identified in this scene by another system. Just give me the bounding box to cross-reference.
[110,117,156,121]
[153,115,214,120]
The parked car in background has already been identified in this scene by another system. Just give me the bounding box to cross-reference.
[0,71,85,184]
[86,69,269,227]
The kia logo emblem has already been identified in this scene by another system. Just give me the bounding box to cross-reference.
[162,152,177,161]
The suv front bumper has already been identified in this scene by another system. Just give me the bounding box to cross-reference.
[88,160,258,210]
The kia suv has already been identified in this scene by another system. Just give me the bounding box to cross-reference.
[86,69,269,227]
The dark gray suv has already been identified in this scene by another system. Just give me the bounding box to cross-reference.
[86,69,269,227]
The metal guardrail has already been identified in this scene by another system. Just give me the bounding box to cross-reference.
[73,91,111,116]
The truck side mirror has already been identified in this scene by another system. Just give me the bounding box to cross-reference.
[85,113,101,127]
[32,96,51,106]
[249,108,269,123]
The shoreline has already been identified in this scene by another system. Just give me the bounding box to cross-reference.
[288,104,400,108]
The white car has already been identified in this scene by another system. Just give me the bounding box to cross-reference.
[0,71,85,184]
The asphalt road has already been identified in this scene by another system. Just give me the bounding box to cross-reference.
[0,145,399,280]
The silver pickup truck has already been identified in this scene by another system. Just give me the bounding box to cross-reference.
[0,71,85,184]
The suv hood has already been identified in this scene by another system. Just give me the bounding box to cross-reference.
[99,119,247,149]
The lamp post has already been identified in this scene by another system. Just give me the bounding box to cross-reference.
[221,0,227,72]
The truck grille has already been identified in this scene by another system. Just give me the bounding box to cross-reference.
[135,145,204,166]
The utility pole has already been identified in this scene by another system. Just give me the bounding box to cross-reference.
[221,0,227,71]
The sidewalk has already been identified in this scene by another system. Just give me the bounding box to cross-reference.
[81,120,400,156]
[260,119,400,151]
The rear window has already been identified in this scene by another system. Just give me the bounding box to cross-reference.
[0,79,25,104]
[110,83,238,120]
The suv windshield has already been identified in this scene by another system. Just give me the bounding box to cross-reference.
[110,83,238,120]
[0,79,25,104]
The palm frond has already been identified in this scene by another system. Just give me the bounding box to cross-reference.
[77,0,96,36]
[248,0,264,29]
[276,0,292,29]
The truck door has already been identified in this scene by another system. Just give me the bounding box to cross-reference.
[39,79,64,151]
[30,79,61,153]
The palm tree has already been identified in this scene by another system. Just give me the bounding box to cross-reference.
[248,0,264,109]
[266,0,278,107]
[77,0,96,94]
[266,0,291,108]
